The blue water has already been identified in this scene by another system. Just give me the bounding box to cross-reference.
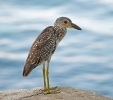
[0,0,113,98]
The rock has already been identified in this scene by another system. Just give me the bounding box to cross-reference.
[0,86,113,100]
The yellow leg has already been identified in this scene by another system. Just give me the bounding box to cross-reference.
[41,61,60,94]
[45,61,60,94]
[46,61,50,93]
[42,63,46,90]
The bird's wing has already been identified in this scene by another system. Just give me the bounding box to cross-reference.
[23,26,57,76]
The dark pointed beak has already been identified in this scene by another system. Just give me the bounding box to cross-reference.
[71,23,82,30]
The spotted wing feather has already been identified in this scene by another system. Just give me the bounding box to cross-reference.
[23,26,57,77]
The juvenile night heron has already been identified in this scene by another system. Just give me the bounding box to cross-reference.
[23,17,82,94]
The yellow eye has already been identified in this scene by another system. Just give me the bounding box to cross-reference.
[64,21,67,24]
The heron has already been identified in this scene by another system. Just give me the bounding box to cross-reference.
[22,17,82,94]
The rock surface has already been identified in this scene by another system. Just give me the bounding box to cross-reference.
[0,86,113,100]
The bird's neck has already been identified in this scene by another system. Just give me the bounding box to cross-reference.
[54,25,67,44]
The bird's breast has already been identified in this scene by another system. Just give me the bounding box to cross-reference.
[56,28,67,44]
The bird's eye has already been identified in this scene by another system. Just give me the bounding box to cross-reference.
[64,21,67,24]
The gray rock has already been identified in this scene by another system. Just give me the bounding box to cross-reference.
[0,87,113,100]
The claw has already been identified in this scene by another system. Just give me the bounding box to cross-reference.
[43,89,60,95]
[40,86,60,95]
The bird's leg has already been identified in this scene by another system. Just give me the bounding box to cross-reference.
[43,60,60,94]
[42,63,47,90]
[46,60,50,93]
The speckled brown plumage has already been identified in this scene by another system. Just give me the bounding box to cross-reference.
[23,17,82,77]
[23,26,58,76]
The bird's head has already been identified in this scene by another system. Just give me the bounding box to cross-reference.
[54,17,82,30]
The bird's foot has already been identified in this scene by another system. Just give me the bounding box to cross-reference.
[50,86,59,90]
[43,89,60,95]
[39,87,48,93]
[40,86,60,94]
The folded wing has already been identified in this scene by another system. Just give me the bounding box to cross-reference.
[23,26,57,77]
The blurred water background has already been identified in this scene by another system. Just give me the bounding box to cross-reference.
[0,0,113,98]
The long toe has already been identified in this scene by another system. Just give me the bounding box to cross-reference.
[43,89,60,95]
[41,87,60,95]
[39,88,47,93]
[50,86,60,91]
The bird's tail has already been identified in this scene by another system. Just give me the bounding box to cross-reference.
[22,62,35,77]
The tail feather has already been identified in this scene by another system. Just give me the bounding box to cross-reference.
[22,62,35,77]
